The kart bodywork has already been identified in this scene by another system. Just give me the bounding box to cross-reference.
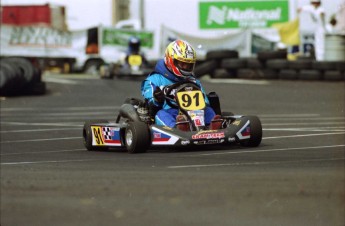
[83,81,262,153]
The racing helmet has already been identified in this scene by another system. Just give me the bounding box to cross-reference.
[164,39,196,78]
[128,36,140,53]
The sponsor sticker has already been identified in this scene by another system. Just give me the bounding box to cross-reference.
[192,131,225,140]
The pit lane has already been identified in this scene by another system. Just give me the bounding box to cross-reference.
[1,74,344,226]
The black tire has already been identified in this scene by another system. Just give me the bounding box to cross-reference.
[336,61,345,71]
[0,61,17,95]
[279,69,298,80]
[194,60,217,78]
[257,50,287,62]
[298,70,322,80]
[237,69,257,79]
[266,59,289,70]
[4,57,34,84]
[312,61,337,71]
[246,58,264,69]
[83,120,110,151]
[30,82,46,95]
[221,58,246,69]
[210,68,236,78]
[206,50,239,61]
[125,121,150,153]
[240,116,262,147]
[323,70,343,81]
[288,59,313,70]
[256,69,279,79]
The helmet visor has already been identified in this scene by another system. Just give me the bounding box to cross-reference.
[175,60,195,73]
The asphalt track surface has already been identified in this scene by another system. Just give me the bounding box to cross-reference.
[1,73,344,226]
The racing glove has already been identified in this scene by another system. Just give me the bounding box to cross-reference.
[153,86,165,103]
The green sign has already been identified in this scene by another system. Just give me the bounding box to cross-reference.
[199,0,289,29]
[102,28,154,48]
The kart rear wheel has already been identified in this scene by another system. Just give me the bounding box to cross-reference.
[83,120,109,151]
[125,121,150,153]
[240,116,262,147]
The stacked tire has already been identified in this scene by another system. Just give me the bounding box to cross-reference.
[194,49,345,81]
[0,57,46,96]
[194,50,239,78]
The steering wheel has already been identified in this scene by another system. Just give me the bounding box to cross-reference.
[164,80,202,109]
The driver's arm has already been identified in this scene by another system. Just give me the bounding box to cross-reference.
[141,77,164,107]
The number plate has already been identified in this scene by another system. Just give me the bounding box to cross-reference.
[91,126,105,146]
[128,55,142,66]
[176,90,206,111]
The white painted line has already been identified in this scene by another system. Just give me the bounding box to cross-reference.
[0,122,82,127]
[168,158,345,169]
[1,128,81,133]
[0,106,120,112]
[1,158,108,166]
[259,114,320,117]
[263,128,345,132]
[43,77,78,84]
[262,117,345,121]
[0,148,85,156]
[0,137,81,144]
[263,122,345,126]
[263,132,345,139]
[193,144,345,157]
[209,79,270,85]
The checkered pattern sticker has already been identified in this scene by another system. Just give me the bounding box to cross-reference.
[102,127,114,140]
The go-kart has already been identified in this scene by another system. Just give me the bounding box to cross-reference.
[83,80,262,153]
[99,54,152,79]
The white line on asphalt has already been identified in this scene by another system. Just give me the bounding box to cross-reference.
[203,78,270,85]
[1,159,108,166]
[0,122,82,127]
[0,106,120,111]
[1,131,344,144]
[262,117,345,121]
[2,145,344,166]
[263,122,345,126]
[259,114,320,117]
[167,158,345,169]
[264,128,345,132]
[0,137,81,144]
[0,128,81,133]
[192,144,345,157]
[0,148,85,156]
[43,77,78,84]
[263,132,345,139]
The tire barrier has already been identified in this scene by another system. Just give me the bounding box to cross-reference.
[0,57,46,96]
[194,49,345,81]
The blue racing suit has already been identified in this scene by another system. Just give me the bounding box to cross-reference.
[141,59,216,128]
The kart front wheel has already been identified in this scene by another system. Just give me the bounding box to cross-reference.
[125,121,150,153]
[240,116,262,147]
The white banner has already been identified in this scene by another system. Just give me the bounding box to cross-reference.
[160,25,251,59]
[0,25,87,59]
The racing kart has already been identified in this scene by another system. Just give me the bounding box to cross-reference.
[83,81,262,153]
[99,54,152,79]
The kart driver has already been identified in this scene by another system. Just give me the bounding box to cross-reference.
[124,36,149,68]
[141,39,222,131]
